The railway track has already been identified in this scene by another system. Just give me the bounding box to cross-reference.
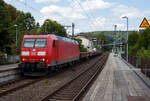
[0,71,64,97]
[0,53,107,101]
[41,53,108,101]
[0,56,95,97]
[0,77,42,97]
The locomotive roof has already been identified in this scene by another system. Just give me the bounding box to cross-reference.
[56,36,78,44]
[24,34,78,44]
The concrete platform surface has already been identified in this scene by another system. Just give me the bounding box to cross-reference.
[0,63,18,72]
[82,53,150,101]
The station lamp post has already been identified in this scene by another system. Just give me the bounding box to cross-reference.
[114,25,117,53]
[122,16,128,62]
[14,24,18,53]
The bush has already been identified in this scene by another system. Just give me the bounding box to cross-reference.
[0,52,5,56]
[137,28,150,50]
[128,31,139,56]
[138,48,150,59]
[128,44,138,56]
[137,48,150,67]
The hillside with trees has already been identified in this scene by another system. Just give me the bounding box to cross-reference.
[79,31,129,52]
[0,0,67,55]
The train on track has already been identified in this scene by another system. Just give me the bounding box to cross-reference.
[19,34,100,76]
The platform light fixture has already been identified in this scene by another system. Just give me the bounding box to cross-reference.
[14,24,18,53]
[122,16,128,62]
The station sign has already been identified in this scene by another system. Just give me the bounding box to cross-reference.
[139,18,150,28]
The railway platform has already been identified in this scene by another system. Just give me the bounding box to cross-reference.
[82,53,150,101]
[0,63,18,72]
[0,63,19,83]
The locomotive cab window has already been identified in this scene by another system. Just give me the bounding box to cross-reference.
[53,40,55,48]
[23,39,35,47]
[35,39,46,48]
[23,38,47,48]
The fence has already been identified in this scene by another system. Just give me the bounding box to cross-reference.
[121,54,126,60]
[121,54,138,67]
[128,55,138,67]
[121,54,150,79]
[141,58,150,78]
[0,55,20,65]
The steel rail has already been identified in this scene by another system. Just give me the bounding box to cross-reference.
[40,54,107,101]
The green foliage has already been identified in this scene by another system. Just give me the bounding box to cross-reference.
[15,12,36,31]
[128,31,139,56]
[129,44,138,56]
[94,45,101,50]
[137,28,150,50]
[75,38,87,52]
[40,19,67,37]
[138,48,150,59]
[137,48,150,67]
[128,31,139,46]
[0,51,5,56]
[128,28,150,59]
[0,0,13,53]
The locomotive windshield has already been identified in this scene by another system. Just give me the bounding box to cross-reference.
[23,38,46,48]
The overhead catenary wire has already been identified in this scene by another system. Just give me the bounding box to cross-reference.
[68,1,90,33]
[35,1,76,35]
[15,0,42,16]
[14,0,72,25]
[73,0,97,30]
[41,3,73,25]
[14,0,74,33]
[14,0,44,25]
[85,0,98,23]
[13,0,95,34]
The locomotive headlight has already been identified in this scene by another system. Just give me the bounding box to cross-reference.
[22,51,29,56]
[40,58,45,62]
[22,58,27,61]
[38,51,46,56]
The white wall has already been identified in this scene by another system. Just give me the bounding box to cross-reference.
[76,36,93,51]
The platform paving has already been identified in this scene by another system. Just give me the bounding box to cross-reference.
[82,53,150,101]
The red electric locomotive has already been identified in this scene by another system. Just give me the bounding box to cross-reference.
[19,34,80,76]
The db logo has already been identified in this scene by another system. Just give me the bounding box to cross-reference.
[32,49,36,52]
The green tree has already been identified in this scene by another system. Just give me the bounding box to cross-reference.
[128,28,150,59]
[75,38,87,52]
[6,4,18,22]
[137,28,150,50]
[40,19,67,37]
[128,31,139,46]
[95,34,103,44]
[15,12,36,31]
[128,31,139,56]
[0,0,40,55]
[0,0,12,54]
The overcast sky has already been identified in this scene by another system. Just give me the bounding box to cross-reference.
[4,0,150,34]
